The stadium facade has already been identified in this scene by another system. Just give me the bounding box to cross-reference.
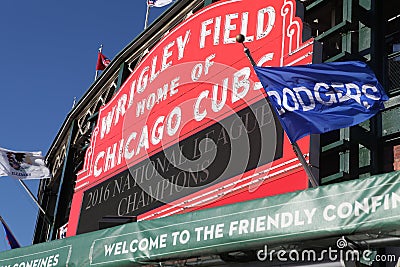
[1,0,400,266]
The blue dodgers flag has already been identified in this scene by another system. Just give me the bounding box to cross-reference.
[254,61,388,143]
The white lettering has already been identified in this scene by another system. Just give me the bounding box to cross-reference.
[194,90,209,121]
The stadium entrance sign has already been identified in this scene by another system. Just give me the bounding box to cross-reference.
[68,0,317,236]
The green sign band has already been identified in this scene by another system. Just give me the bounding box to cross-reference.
[1,171,400,266]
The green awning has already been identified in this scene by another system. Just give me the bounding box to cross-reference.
[1,171,400,266]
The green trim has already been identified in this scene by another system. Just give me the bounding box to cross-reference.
[343,0,352,21]
[48,121,76,240]
[315,21,349,42]
[204,0,213,6]
[325,51,347,62]
[87,111,98,122]
[324,51,365,63]
[115,62,129,94]
[321,171,349,184]
[322,140,350,153]
[305,0,326,11]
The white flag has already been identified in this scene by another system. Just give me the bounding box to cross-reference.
[148,0,174,7]
[0,147,51,179]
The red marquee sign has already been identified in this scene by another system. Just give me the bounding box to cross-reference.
[68,0,317,236]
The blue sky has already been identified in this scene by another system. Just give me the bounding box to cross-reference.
[0,0,168,251]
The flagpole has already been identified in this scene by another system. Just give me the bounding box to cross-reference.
[18,180,53,225]
[95,45,103,81]
[0,215,21,248]
[236,34,318,188]
[144,3,151,29]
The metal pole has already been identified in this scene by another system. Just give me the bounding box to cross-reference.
[94,45,103,81]
[144,4,151,29]
[18,180,53,225]
[243,46,256,66]
[72,96,77,109]
[291,142,318,187]
[236,34,318,188]
[0,215,21,248]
